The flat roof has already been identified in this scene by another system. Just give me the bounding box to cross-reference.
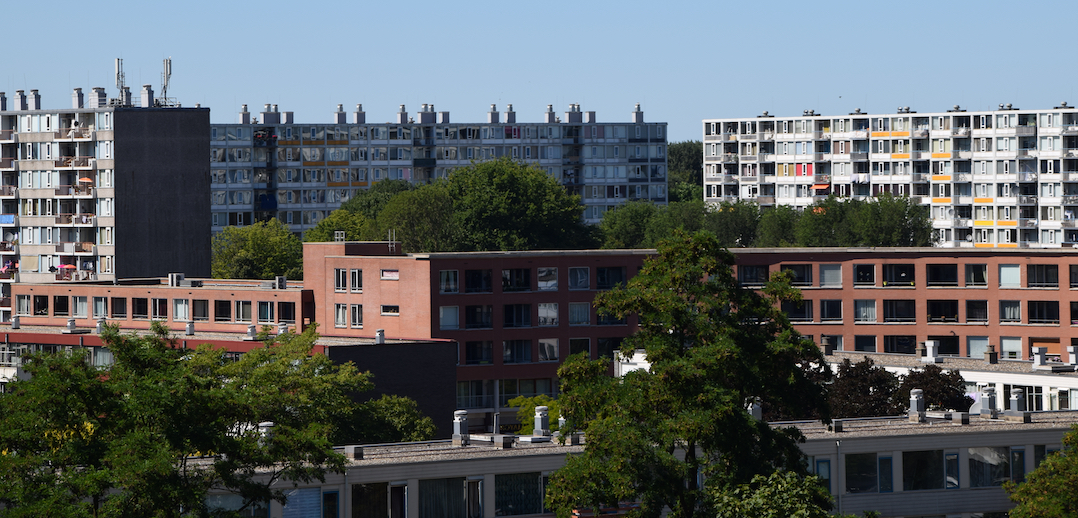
[828,350,1078,378]
[789,410,1078,442]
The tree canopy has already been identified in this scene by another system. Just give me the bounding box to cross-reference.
[211,218,303,280]
[338,179,417,221]
[547,231,831,518]
[828,357,903,418]
[375,184,457,253]
[896,364,973,412]
[1006,424,1078,517]
[303,209,375,243]
[0,324,433,517]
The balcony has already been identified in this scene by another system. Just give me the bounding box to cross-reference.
[54,270,98,282]
[813,174,831,184]
[55,156,94,169]
[0,185,14,196]
[952,128,971,137]
[456,395,494,410]
[912,128,930,138]
[55,127,93,140]
[55,241,95,254]
[1019,218,1039,228]
[721,153,738,163]
[0,241,15,252]
[1019,195,1038,204]
[0,272,16,281]
[55,184,94,196]
[0,158,12,170]
[55,214,96,226]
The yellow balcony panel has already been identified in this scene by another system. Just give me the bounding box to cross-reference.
[353,181,369,187]
[871,131,891,138]
[974,198,994,204]
[974,220,994,226]
[892,131,910,137]
[974,243,996,248]
[932,175,952,182]
[932,197,952,204]
[997,220,1018,226]
[931,153,951,159]
[998,243,1018,248]
[891,153,911,159]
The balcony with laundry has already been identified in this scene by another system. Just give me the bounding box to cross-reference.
[54,113,94,140]
[55,200,96,226]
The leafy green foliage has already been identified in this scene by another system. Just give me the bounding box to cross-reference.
[896,364,973,412]
[339,179,417,220]
[599,201,658,249]
[445,157,593,251]
[1006,424,1078,517]
[547,231,831,518]
[375,185,458,253]
[641,200,707,248]
[667,141,702,185]
[211,218,303,280]
[336,394,437,445]
[0,323,431,516]
[303,209,375,243]
[711,471,845,518]
[754,205,801,247]
[507,394,560,436]
[829,358,903,418]
[703,199,760,248]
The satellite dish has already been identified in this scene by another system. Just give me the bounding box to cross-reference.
[966,234,974,242]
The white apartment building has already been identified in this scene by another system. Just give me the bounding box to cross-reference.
[703,104,1078,248]
[210,103,668,234]
[0,87,210,321]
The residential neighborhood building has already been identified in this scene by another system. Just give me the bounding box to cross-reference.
[0,87,211,321]
[703,104,1078,248]
[210,103,668,234]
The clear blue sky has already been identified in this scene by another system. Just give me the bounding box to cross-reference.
[6,0,1076,142]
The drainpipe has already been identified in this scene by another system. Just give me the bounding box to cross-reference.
[835,439,842,516]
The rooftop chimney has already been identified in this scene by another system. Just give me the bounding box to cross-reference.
[72,88,84,109]
[565,104,582,123]
[261,104,280,125]
[544,104,556,123]
[14,91,27,111]
[140,85,154,108]
[504,104,515,124]
[438,109,450,124]
[631,102,644,123]
[984,344,998,364]
[89,87,107,108]
[396,105,408,124]
[908,388,926,422]
[584,110,597,124]
[487,103,499,124]
[281,111,294,124]
[533,406,551,437]
[0,92,7,111]
[375,329,385,345]
[28,90,41,110]
[417,103,436,124]
[353,104,366,124]
[238,104,251,124]
[1032,346,1048,370]
[453,410,469,446]
[120,86,131,107]
[333,104,346,124]
[980,386,998,418]
[1009,388,1025,412]
[921,340,942,363]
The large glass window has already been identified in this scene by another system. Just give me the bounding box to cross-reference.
[214,300,231,322]
[73,296,88,318]
[173,299,190,321]
[845,453,877,494]
[966,264,987,286]
[999,264,1020,287]
[334,268,347,292]
[503,340,532,364]
[235,301,252,322]
[439,306,459,330]
[132,298,148,319]
[465,270,493,293]
[334,304,347,328]
[966,300,988,322]
[969,447,1010,487]
[1029,301,1060,324]
[350,304,362,328]
[1000,300,1021,322]
[738,265,769,287]
[537,303,558,326]
[820,264,842,287]
[466,341,492,365]
[110,297,126,319]
[501,269,531,292]
[596,267,626,290]
[538,339,558,362]
[883,300,916,322]
[927,300,959,322]
[503,304,531,328]
[53,296,69,317]
[902,450,944,491]
[568,267,589,290]
[465,305,493,329]
[536,267,558,291]
[781,264,813,286]
[494,472,543,516]
[882,264,915,286]
[418,478,467,518]
[883,335,916,354]
[781,300,813,322]
[193,299,209,321]
[350,269,363,292]
[1028,264,1059,287]
[854,335,876,352]
[854,300,876,322]
[568,303,590,325]
[854,264,875,285]
[926,264,958,286]
[820,300,842,321]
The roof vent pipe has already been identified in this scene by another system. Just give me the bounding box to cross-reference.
[375,329,385,345]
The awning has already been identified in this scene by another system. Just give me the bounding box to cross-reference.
[811,184,831,190]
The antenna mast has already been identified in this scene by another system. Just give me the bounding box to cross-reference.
[115,58,125,95]
[157,57,178,107]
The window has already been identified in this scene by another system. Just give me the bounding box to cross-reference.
[569,338,590,357]
[597,337,623,358]
[538,339,559,362]
[1029,301,1060,324]
[854,335,876,352]
[883,335,916,354]
[781,300,813,322]
[596,267,626,290]
[820,300,842,321]
[903,450,945,491]
[465,269,493,293]
[214,300,231,322]
[439,306,458,330]
[1028,264,1059,288]
[334,268,347,291]
[781,264,813,286]
[53,296,69,317]
[882,300,916,322]
[15,295,30,316]
[439,270,458,293]
[334,304,347,327]
[501,269,531,292]
[537,303,558,326]
[966,264,987,286]
[738,265,769,286]
[999,264,1020,287]
[465,341,493,365]
[193,299,209,321]
[380,269,399,280]
[537,267,557,291]
[854,264,875,285]
[174,299,190,321]
[1000,300,1021,322]
[278,302,296,324]
[966,300,988,322]
[597,309,626,326]
[504,304,531,328]
[348,304,362,328]
[845,453,878,493]
[380,305,400,316]
[815,459,832,494]
[132,298,148,319]
[882,264,915,286]
[569,302,590,325]
[110,297,126,319]
[1071,264,1078,288]
[854,300,876,322]
[73,296,87,318]
[465,305,493,329]
[819,264,841,287]
[235,301,252,322]
[926,264,958,286]
[503,340,532,364]
[257,301,273,323]
[969,447,1011,487]
[927,300,959,322]
[568,267,589,290]
[350,269,363,292]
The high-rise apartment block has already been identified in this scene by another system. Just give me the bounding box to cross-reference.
[0,87,210,320]
[703,104,1078,248]
[210,103,668,234]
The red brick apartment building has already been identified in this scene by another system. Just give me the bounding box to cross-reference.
[732,247,1078,360]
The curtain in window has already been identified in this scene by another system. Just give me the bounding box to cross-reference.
[820,265,841,286]
[569,303,590,325]
[999,265,1020,287]
[1001,337,1023,358]
[1001,302,1020,321]
[855,300,876,322]
[968,337,989,358]
[419,478,466,518]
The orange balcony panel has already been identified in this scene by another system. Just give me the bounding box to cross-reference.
[932,175,952,182]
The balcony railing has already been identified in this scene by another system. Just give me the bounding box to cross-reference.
[0,241,15,252]
[0,158,12,169]
[55,156,94,168]
[952,128,971,137]
[0,129,13,141]
[55,214,96,225]
[55,241,95,253]
[0,185,14,196]
[55,127,93,139]
[456,395,494,409]
[55,184,94,196]
[55,270,97,281]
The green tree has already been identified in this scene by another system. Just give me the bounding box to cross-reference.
[755,205,801,247]
[599,201,658,249]
[704,200,760,248]
[446,158,593,251]
[641,200,707,248]
[0,323,399,517]
[853,193,935,247]
[547,231,831,518]
[211,218,303,280]
[711,471,861,518]
[896,364,973,412]
[339,179,416,220]
[507,394,561,436]
[375,185,458,253]
[1005,424,1078,517]
[829,357,903,418]
[794,196,862,247]
[667,141,703,203]
[336,394,436,445]
[303,209,375,243]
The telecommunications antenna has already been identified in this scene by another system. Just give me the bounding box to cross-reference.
[114,58,125,95]
[161,57,171,101]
